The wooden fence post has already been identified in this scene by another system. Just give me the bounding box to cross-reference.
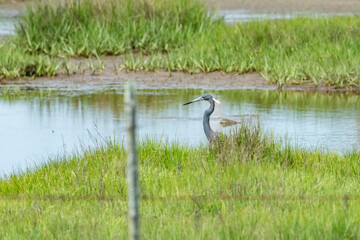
[125,82,140,240]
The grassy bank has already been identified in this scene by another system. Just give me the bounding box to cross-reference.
[1,123,360,239]
[0,0,360,86]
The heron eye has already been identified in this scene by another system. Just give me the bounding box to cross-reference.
[202,96,205,99]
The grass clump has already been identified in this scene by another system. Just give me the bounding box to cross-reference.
[1,123,360,239]
[163,16,360,85]
[0,41,58,78]
[15,0,215,57]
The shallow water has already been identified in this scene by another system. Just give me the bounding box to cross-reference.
[1,87,360,174]
[0,8,18,39]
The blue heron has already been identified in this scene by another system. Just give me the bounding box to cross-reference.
[183,94,220,142]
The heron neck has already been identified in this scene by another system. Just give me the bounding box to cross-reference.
[203,100,215,141]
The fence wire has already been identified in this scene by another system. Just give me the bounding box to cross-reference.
[0,194,355,202]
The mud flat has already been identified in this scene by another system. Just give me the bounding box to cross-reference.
[2,70,358,93]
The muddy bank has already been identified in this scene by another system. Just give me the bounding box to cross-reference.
[0,70,275,90]
[1,56,358,92]
[2,68,359,93]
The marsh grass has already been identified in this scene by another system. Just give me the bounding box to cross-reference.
[1,0,360,85]
[0,41,59,78]
[15,0,215,56]
[2,123,360,238]
[161,16,360,85]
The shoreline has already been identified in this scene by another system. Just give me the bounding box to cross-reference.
[2,69,360,93]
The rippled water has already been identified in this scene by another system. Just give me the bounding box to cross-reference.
[1,87,360,174]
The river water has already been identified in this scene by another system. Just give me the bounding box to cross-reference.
[1,87,360,174]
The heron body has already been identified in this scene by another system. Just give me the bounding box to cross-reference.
[183,94,220,142]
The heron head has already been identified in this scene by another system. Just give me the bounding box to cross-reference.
[183,94,220,106]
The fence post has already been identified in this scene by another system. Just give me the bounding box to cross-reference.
[125,82,140,240]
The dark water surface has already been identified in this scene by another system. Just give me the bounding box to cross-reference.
[1,87,360,174]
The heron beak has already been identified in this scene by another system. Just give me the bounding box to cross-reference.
[183,96,203,106]
[213,98,220,104]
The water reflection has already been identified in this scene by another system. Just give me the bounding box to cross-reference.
[1,88,360,174]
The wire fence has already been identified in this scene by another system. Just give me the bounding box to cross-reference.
[0,194,356,202]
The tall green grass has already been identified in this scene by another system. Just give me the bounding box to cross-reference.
[1,123,360,239]
[15,0,215,56]
[0,41,58,78]
[161,16,360,85]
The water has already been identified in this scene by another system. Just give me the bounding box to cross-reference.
[0,8,19,39]
[1,87,360,174]
[215,10,356,24]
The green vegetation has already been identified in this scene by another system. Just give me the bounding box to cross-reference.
[16,0,213,56]
[0,0,360,86]
[0,41,58,78]
[1,123,360,239]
